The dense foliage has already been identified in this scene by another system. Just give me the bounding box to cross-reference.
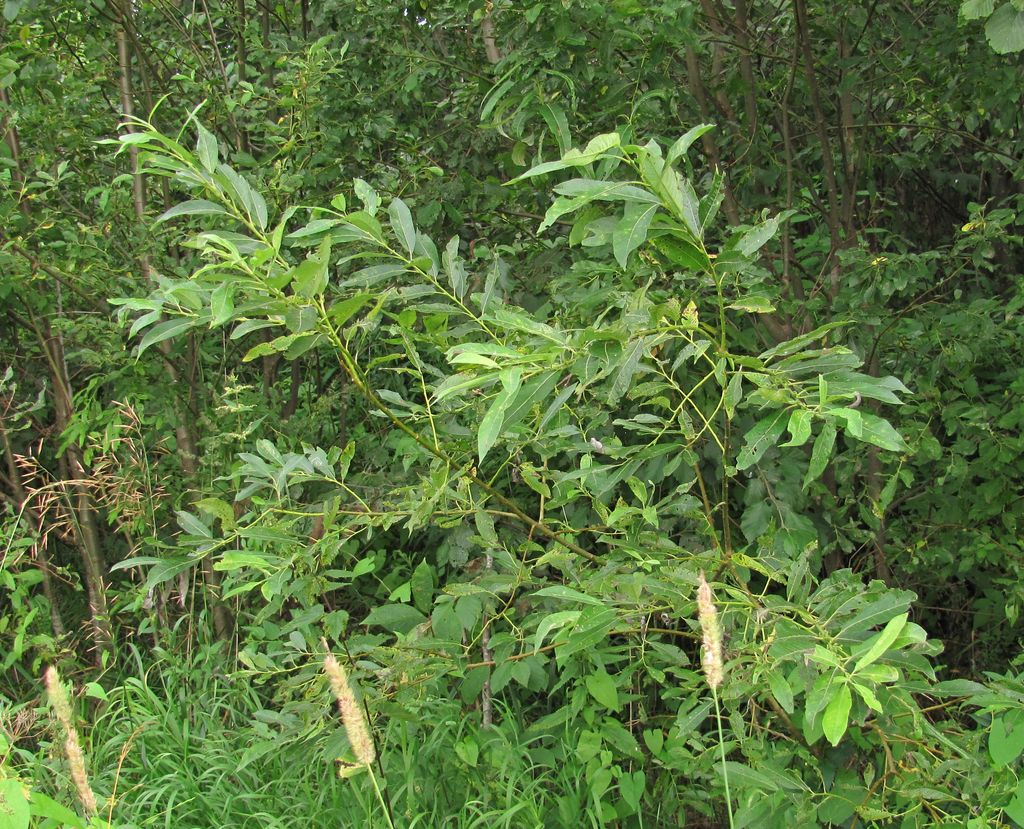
[1,1,1023,826]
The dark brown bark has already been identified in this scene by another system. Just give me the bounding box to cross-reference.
[683,46,741,225]
[793,0,843,263]
[36,314,114,660]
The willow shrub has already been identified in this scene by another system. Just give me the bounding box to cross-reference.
[111,118,1024,827]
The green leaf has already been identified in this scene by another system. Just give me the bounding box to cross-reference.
[586,670,620,711]
[699,168,726,230]
[1007,780,1024,826]
[144,556,200,589]
[822,682,852,746]
[241,333,305,362]
[721,762,780,793]
[803,419,837,487]
[137,317,195,353]
[726,295,775,313]
[781,409,812,447]
[444,236,466,298]
[28,791,86,828]
[362,603,427,634]
[0,779,29,829]
[342,211,384,243]
[194,497,235,528]
[990,711,1024,767]
[532,585,605,605]
[534,610,581,651]
[852,682,883,713]
[724,371,743,417]
[388,197,417,255]
[677,177,701,239]
[986,3,1024,52]
[767,669,794,713]
[553,179,660,204]
[849,412,908,452]
[737,214,782,257]
[155,199,229,222]
[609,338,648,404]
[961,0,995,19]
[612,202,658,266]
[760,321,850,360]
[834,591,914,642]
[176,510,212,538]
[353,179,380,215]
[210,283,234,327]
[411,559,435,613]
[538,102,571,154]
[853,612,908,673]
[195,124,219,173]
[665,124,714,165]
[328,293,371,328]
[507,132,622,183]
[650,233,711,272]
[450,352,500,368]
[736,409,788,470]
[292,256,329,298]
[477,368,521,462]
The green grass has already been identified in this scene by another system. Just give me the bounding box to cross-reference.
[15,647,619,828]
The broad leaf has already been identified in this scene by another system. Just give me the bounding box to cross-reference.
[612,202,658,266]
[736,409,788,470]
[822,682,852,746]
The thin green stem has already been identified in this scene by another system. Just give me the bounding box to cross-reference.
[713,689,734,829]
[367,766,396,829]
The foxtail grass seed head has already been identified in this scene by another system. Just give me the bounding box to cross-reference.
[43,666,98,819]
[697,572,724,691]
[324,653,376,767]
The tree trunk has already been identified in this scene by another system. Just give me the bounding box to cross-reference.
[114,2,233,641]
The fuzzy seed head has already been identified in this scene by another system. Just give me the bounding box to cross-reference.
[44,666,98,818]
[324,654,376,767]
[697,572,724,691]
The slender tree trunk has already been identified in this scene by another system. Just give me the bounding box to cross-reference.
[683,46,740,225]
[114,2,233,641]
[480,0,502,65]
[36,315,113,660]
[793,0,843,265]
[0,86,30,220]
[2,82,105,653]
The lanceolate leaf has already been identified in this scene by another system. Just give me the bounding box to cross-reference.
[803,420,837,488]
[780,409,812,447]
[477,369,521,462]
[155,199,229,222]
[137,317,196,353]
[822,682,853,746]
[736,409,788,470]
[612,202,658,266]
[847,412,908,452]
[736,213,782,257]
[388,197,417,255]
[665,123,714,165]
[853,613,909,674]
[195,123,219,173]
